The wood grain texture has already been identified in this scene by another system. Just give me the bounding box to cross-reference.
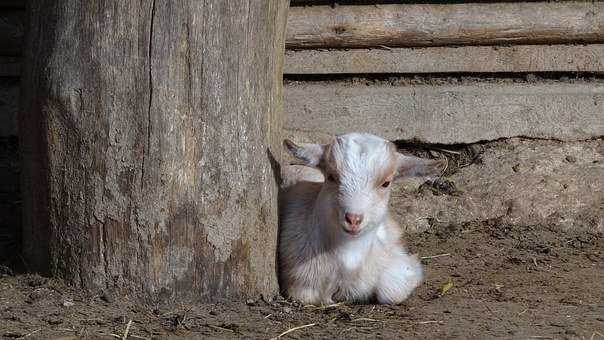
[284,81,604,144]
[19,0,288,302]
[290,0,534,4]
[285,44,604,74]
[286,2,604,48]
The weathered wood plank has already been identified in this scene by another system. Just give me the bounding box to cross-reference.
[286,3,604,48]
[285,44,604,74]
[290,0,536,4]
[284,81,604,144]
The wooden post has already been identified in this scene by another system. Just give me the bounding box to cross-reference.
[19,1,288,302]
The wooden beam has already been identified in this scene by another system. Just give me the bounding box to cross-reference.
[289,0,524,4]
[284,81,604,144]
[285,44,604,74]
[286,3,604,49]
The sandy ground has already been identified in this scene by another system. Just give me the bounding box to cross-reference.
[1,220,602,339]
[1,138,602,339]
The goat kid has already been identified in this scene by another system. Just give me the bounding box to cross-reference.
[279,133,445,305]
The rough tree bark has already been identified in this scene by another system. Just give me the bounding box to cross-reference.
[19,0,288,302]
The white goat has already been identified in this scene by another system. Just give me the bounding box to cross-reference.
[279,133,445,305]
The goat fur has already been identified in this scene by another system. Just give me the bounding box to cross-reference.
[279,133,445,304]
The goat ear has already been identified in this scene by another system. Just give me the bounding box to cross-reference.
[283,139,325,167]
[396,153,446,178]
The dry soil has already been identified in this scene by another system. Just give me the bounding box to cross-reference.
[1,220,602,339]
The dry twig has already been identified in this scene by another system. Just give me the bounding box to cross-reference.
[304,302,346,311]
[590,331,604,340]
[208,325,234,332]
[421,253,451,260]
[271,323,316,339]
[352,318,379,322]
[417,320,443,325]
[17,329,41,339]
[122,320,132,340]
[435,148,462,155]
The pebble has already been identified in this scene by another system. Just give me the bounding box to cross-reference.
[100,291,115,304]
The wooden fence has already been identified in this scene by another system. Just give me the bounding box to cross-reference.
[282,1,604,144]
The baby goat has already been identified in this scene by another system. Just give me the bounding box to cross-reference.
[279,133,445,305]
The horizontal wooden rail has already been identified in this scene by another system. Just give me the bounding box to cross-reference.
[284,81,604,144]
[284,44,604,74]
[286,2,604,48]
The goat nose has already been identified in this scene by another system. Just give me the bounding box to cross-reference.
[345,212,364,226]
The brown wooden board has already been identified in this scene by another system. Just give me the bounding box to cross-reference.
[285,44,604,74]
[290,0,546,4]
[286,3,604,48]
[284,81,604,144]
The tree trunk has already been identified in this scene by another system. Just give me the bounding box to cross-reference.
[19,0,288,302]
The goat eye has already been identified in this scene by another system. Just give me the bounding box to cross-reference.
[381,181,391,188]
[326,174,339,183]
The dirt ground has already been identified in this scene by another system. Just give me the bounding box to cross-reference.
[1,220,602,339]
[1,137,602,339]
